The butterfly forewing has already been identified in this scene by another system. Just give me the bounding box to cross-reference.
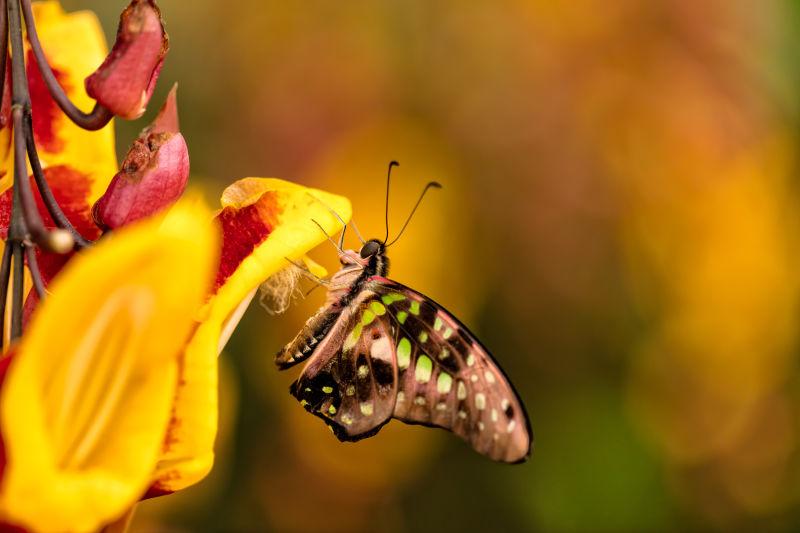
[371,278,532,463]
[290,291,399,440]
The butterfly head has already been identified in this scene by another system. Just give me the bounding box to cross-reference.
[337,239,389,278]
[359,239,383,259]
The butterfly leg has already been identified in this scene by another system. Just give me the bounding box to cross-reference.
[283,257,331,287]
[311,219,344,253]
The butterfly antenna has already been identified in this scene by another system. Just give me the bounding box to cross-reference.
[350,219,366,244]
[383,160,399,245]
[386,181,442,247]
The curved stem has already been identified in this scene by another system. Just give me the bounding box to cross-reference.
[12,107,51,247]
[0,0,8,122]
[10,241,22,340]
[20,0,112,130]
[0,242,12,349]
[25,114,92,248]
[24,243,45,299]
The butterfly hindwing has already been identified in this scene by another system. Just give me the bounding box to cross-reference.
[290,291,399,441]
[369,277,532,463]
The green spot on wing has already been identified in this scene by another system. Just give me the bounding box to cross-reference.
[370,301,387,315]
[322,386,333,394]
[362,309,376,325]
[437,372,453,393]
[397,311,408,324]
[381,292,406,306]
[410,301,421,315]
[398,338,411,368]
[415,354,433,382]
[345,323,362,350]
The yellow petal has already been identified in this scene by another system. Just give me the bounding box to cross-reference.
[0,1,117,199]
[150,317,219,495]
[0,200,219,533]
[301,254,327,279]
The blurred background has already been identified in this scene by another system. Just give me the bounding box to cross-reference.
[64,0,800,531]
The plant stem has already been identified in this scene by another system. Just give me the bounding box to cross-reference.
[25,113,92,248]
[20,0,112,130]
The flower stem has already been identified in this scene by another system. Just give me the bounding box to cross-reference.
[25,113,92,248]
[25,243,45,299]
[8,0,60,252]
[0,242,11,348]
[0,0,8,124]
[9,241,22,339]
[20,0,112,130]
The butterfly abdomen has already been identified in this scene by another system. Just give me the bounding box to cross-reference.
[275,308,340,369]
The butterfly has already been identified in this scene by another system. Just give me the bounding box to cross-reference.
[276,163,532,463]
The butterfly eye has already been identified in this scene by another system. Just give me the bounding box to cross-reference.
[360,241,380,258]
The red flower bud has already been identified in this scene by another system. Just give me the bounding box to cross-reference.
[93,87,188,229]
[85,0,168,120]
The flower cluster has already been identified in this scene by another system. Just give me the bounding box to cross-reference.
[0,1,350,532]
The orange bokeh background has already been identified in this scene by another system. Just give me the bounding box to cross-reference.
[65,0,800,530]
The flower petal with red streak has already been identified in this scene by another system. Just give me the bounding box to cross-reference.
[27,49,69,153]
[214,191,281,292]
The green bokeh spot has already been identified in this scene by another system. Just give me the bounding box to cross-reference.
[514,385,674,532]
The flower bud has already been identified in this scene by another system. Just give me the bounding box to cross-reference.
[85,0,168,120]
[93,88,188,229]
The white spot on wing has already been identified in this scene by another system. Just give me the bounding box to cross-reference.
[475,393,486,410]
[370,336,393,363]
[457,381,467,400]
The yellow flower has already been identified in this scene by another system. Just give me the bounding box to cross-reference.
[0,201,217,532]
[0,181,350,532]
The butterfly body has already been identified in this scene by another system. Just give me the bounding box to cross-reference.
[277,239,532,463]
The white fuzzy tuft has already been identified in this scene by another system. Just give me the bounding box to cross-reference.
[258,265,305,315]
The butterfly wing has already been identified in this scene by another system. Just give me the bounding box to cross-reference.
[370,277,532,464]
[286,277,532,463]
[290,290,399,440]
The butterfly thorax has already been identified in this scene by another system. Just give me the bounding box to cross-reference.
[328,239,390,305]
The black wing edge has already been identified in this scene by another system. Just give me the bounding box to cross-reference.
[289,380,394,443]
